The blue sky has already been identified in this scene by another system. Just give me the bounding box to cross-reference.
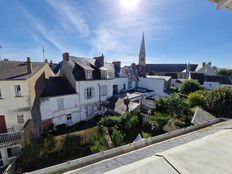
[0,0,231,68]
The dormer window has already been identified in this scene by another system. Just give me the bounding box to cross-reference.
[85,70,92,80]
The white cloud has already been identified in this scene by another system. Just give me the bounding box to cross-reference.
[46,0,90,37]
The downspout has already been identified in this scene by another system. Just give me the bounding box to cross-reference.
[98,83,102,115]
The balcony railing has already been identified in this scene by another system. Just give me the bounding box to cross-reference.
[0,131,22,145]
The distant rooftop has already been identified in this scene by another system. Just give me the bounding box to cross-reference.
[41,77,76,97]
[0,59,45,80]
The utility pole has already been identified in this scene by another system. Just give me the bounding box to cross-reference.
[42,45,45,60]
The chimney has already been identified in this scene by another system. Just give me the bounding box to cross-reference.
[27,57,32,74]
[124,97,130,111]
[94,54,104,67]
[63,52,69,61]
[208,62,211,67]
[202,62,206,66]
[113,61,121,77]
[44,59,48,63]
[3,58,9,61]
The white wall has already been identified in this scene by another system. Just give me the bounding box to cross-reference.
[0,80,31,131]
[204,81,220,90]
[138,78,167,97]
[76,78,128,105]
[196,64,217,75]
[40,94,82,126]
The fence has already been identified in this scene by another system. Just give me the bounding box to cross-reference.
[0,131,21,145]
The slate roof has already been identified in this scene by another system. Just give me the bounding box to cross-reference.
[190,73,205,84]
[49,62,62,74]
[191,73,232,85]
[205,75,232,84]
[102,96,140,115]
[146,64,198,73]
[191,107,217,125]
[41,77,76,97]
[0,60,45,80]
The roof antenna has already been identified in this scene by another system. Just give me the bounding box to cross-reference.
[0,45,2,60]
[42,45,45,60]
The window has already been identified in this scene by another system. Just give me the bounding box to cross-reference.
[14,85,21,96]
[101,85,108,96]
[113,85,118,95]
[85,70,92,79]
[66,114,72,121]
[17,115,24,124]
[123,84,126,90]
[86,105,94,116]
[85,87,95,99]
[57,98,64,111]
[7,146,21,158]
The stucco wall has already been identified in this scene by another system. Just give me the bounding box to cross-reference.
[0,80,31,130]
[40,94,81,126]
[138,78,166,96]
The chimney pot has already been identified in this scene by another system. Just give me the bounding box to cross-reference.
[44,59,48,63]
[63,52,69,61]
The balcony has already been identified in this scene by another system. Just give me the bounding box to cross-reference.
[0,131,22,146]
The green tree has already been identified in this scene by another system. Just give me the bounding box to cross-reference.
[187,92,206,108]
[205,87,232,117]
[111,127,126,147]
[217,68,232,76]
[150,112,170,131]
[180,79,202,95]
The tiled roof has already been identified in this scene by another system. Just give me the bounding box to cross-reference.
[0,60,45,80]
[191,73,232,85]
[41,77,76,97]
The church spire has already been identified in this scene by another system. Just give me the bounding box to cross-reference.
[138,32,146,66]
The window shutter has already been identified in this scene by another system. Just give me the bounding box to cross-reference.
[84,89,87,99]
[92,87,95,98]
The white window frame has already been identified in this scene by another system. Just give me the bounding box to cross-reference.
[101,85,108,96]
[85,87,95,99]
[14,85,21,97]
[85,70,92,79]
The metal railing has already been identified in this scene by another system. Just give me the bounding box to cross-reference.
[0,131,21,145]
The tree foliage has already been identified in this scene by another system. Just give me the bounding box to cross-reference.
[111,127,126,147]
[89,135,106,153]
[187,92,206,108]
[204,87,232,117]
[150,112,170,131]
[217,68,232,76]
[156,94,192,125]
[180,79,202,95]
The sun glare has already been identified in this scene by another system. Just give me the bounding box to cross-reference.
[120,0,139,9]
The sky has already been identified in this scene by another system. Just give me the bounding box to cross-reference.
[0,0,231,68]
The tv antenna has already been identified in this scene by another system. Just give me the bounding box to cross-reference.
[42,45,45,59]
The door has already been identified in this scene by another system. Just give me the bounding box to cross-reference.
[0,115,7,133]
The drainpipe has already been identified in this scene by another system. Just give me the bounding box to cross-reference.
[98,83,102,115]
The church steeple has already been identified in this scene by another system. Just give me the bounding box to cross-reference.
[138,32,146,67]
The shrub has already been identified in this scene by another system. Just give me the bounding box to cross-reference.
[150,112,170,131]
[180,79,202,95]
[43,133,55,153]
[111,127,126,147]
[187,92,206,108]
[205,87,232,117]
[89,135,106,153]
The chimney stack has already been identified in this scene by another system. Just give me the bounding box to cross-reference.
[208,62,211,67]
[63,52,69,61]
[94,54,104,67]
[44,59,48,63]
[124,97,130,111]
[27,57,32,74]
[112,61,121,77]
[202,62,206,66]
